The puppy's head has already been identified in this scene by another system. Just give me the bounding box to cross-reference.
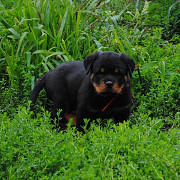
[84,51,135,95]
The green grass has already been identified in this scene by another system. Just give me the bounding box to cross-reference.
[0,0,180,179]
[0,107,179,179]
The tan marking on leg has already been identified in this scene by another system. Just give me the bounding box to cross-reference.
[64,113,77,125]
[125,75,127,82]
[90,73,94,80]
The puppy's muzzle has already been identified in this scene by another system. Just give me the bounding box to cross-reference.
[105,81,114,88]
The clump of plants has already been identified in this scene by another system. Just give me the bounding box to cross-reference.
[0,0,179,178]
[0,106,179,179]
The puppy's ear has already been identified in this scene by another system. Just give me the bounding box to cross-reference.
[83,52,100,74]
[120,53,135,78]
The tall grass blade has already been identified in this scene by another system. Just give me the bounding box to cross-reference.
[33,50,52,55]
[42,62,49,71]
[167,1,180,23]
[44,0,50,28]
[76,10,81,39]
[26,52,32,67]
[16,32,28,56]
[124,37,136,61]
[57,8,69,50]
[30,26,38,45]
[113,29,125,53]
[31,76,35,90]
[135,0,140,10]
[45,52,64,61]
[47,61,55,70]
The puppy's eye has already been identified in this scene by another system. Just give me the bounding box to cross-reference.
[114,69,121,74]
[97,68,105,75]
[100,68,105,73]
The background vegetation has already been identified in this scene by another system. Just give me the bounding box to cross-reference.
[0,0,179,179]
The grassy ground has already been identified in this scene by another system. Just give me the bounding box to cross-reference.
[0,0,179,179]
[0,107,179,179]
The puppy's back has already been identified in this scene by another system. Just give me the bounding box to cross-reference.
[44,61,86,99]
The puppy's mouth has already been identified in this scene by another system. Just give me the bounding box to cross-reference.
[93,81,125,95]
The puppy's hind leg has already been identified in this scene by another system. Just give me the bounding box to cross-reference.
[76,105,86,133]
[51,98,68,128]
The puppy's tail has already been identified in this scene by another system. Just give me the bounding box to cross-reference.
[29,74,46,111]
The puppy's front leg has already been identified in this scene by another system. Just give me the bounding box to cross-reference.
[76,118,85,133]
[76,106,86,133]
[113,108,131,124]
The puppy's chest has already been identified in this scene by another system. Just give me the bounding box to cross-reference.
[85,97,127,114]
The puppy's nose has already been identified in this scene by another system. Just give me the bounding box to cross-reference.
[105,81,113,88]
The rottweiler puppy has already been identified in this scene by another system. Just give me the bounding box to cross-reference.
[29,51,135,131]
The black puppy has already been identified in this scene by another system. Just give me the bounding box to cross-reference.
[29,51,135,131]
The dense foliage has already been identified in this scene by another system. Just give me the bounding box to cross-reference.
[0,0,179,179]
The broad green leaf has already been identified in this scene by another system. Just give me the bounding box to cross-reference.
[8,28,20,39]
